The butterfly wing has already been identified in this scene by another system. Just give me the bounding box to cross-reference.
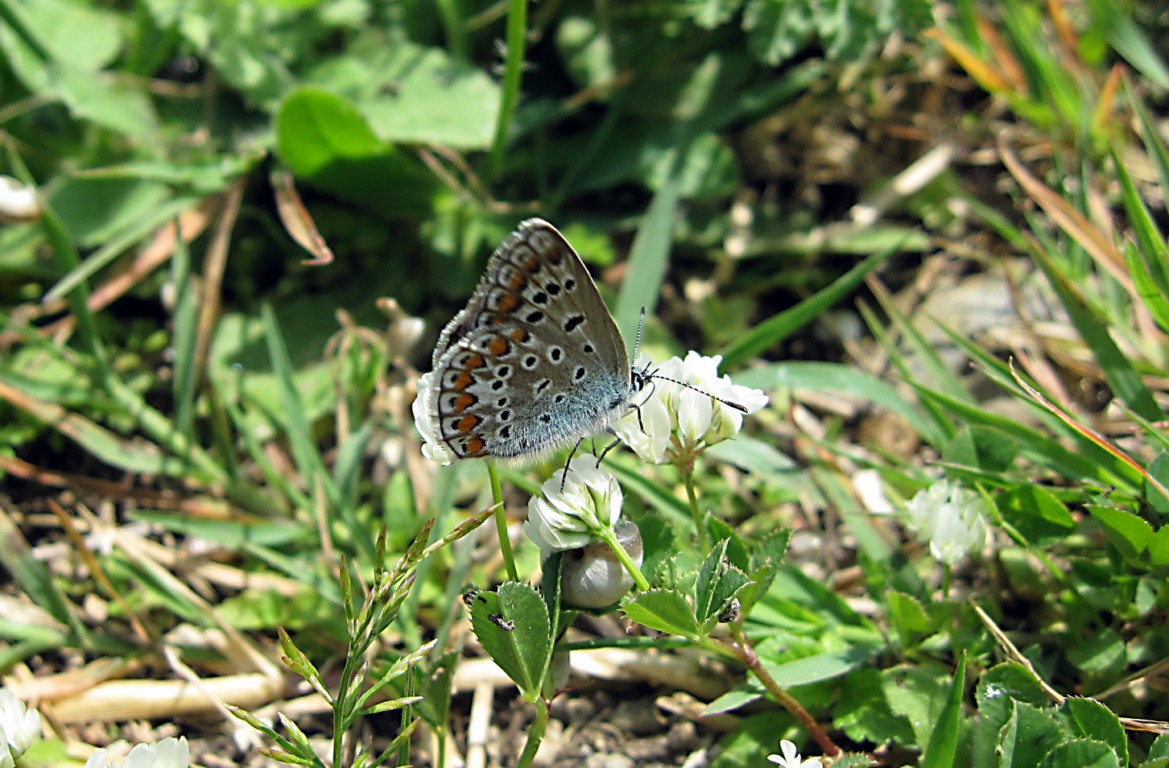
[428,219,633,459]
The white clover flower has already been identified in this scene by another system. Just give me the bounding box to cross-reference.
[615,352,768,464]
[767,739,823,768]
[0,689,41,760]
[524,458,623,554]
[903,479,989,565]
[0,176,41,223]
[411,372,457,465]
[84,737,189,768]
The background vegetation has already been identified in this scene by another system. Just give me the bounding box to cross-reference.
[1,0,1168,766]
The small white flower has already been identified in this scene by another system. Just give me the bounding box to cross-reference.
[903,479,989,565]
[0,689,41,759]
[84,737,189,768]
[767,739,822,768]
[524,458,623,554]
[412,372,457,465]
[615,352,768,465]
[0,176,41,223]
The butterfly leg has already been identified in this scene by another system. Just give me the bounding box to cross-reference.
[560,437,586,490]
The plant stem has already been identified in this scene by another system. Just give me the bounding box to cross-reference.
[488,464,519,581]
[514,698,550,767]
[598,525,650,592]
[726,623,840,757]
[682,467,711,551]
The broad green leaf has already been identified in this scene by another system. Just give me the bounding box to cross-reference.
[1065,627,1125,676]
[883,665,954,751]
[943,425,1020,473]
[622,589,699,637]
[1061,698,1126,766]
[885,590,932,648]
[998,485,1076,546]
[1040,738,1120,768]
[973,663,1053,768]
[1088,505,1154,561]
[469,582,552,701]
[998,701,1063,768]
[762,644,882,687]
[1149,527,1169,568]
[351,44,499,149]
[834,667,916,746]
[275,87,439,214]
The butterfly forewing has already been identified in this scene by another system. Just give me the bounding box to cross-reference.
[429,219,634,460]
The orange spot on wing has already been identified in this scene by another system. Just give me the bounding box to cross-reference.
[462,353,485,370]
[454,393,476,412]
[465,435,486,455]
[456,414,481,434]
[453,372,474,390]
[488,336,510,356]
[496,293,519,313]
[510,328,529,342]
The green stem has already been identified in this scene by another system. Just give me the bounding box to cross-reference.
[598,525,650,592]
[514,698,549,768]
[488,464,519,582]
[485,0,527,181]
[682,467,710,551]
[726,623,840,757]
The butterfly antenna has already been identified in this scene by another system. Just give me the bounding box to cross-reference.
[631,306,647,365]
[648,373,749,413]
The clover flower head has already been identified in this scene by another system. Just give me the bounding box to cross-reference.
[903,479,989,565]
[84,738,188,768]
[767,739,823,768]
[412,372,458,465]
[615,352,768,464]
[0,688,41,761]
[524,458,623,554]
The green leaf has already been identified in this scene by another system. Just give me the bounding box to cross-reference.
[469,582,552,701]
[943,425,1020,473]
[920,653,966,768]
[998,484,1076,546]
[834,667,915,746]
[1061,698,1126,766]
[973,663,1053,768]
[1065,627,1125,676]
[1149,527,1169,568]
[998,701,1064,768]
[744,0,814,65]
[761,644,883,687]
[884,665,955,751]
[885,590,932,648]
[349,43,500,149]
[1088,505,1155,561]
[694,540,751,632]
[1040,738,1120,768]
[275,86,439,214]
[622,589,699,638]
[1150,733,1169,761]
